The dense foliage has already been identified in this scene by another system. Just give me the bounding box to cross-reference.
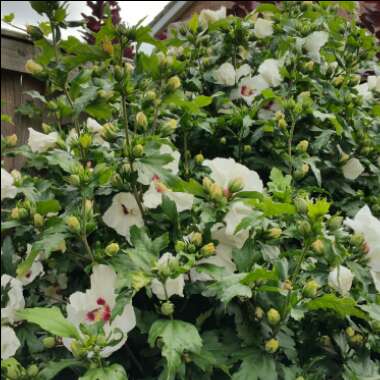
[1,1,380,379]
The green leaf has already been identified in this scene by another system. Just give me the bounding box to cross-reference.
[79,364,128,380]
[307,198,330,219]
[233,351,277,380]
[38,359,85,380]
[358,304,380,322]
[188,13,199,33]
[254,4,280,14]
[241,267,278,285]
[202,274,252,305]
[17,307,80,338]
[148,319,202,378]
[36,199,61,215]
[1,236,16,276]
[3,13,15,22]
[306,294,368,320]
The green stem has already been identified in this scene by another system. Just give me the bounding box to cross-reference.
[288,118,296,175]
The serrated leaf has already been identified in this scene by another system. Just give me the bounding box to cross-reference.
[202,274,252,305]
[148,319,202,378]
[38,359,85,380]
[79,364,128,380]
[306,294,368,320]
[232,351,277,380]
[36,199,61,215]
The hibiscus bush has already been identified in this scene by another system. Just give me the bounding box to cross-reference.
[1,1,380,379]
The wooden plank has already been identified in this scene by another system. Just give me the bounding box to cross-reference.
[1,69,44,170]
[1,29,35,74]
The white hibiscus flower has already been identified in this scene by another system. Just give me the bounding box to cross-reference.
[199,6,226,26]
[1,168,17,201]
[303,31,329,62]
[342,158,365,180]
[18,261,44,286]
[151,253,185,300]
[27,128,59,153]
[63,265,136,358]
[1,326,21,360]
[137,144,180,185]
[231,75,269,105]
[191,222,248,282]
[203,157,264,195]
[213,63,251,86]
[1,275,25,324]
[355,75,380,101]
[102,193,144,243]
[254,18,274,39]
[344,205,380,291]
[328,265,354,296]
[258,58,283,87]
[143,176,194,212]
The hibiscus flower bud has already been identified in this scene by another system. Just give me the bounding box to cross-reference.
[345,327,355,337]
[268,227,282,239]
[1,358,26,379]
[113,65,123,81]
[70,340,83,358]
[25,59,43,75]
[57,240,67,253]
[136,112,148,129]
[298,220,311,235]
[102,39,114,55]
[195,153,204,164]
[11,169,22,183]
[328,215,343,230]
[202,177,213,192]
[200,242,216,257]
[68,174,81,187]
[296,140,309,153]
[332,75,344,86]
[191,232,203,247]
[105,242,120,257]
[282,280,293,291]
[27,364,39,377]
[11,207,28,220]
[26,25,44,40]
[111,173,123,188]
[187,243,197,253]
[79,133,92,149]
[243,145,252,154]
[350,233,364,247]
[33,213,44,228]
[228,177,244,193]
[132,271,151,291]
[101,122,117,141]
[265,338,279,353]
[66,216,81,233]
[161,118,178,135]
[132,144,144,158]
[167,76,181,91]
[303,280,320,298]
[278,118,287,129]
[175,240,186,253]
[254,306,264,320]
[5,134,17,147]
[220,137,227,144]
[161,301,175,316]
[294,197,308,213]
[210,183,223,201]
[267,308,281,326]
[41,122,53,134]
[339,151,350,163]
[349,334,364,347]
[98,89,114,100]
[125,62,134,74]
[42,336,56,348]
[145,90,157,101]
[311,239,324,254]
[304,60,315,71]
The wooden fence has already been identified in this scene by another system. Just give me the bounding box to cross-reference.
[1,29,43,170]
